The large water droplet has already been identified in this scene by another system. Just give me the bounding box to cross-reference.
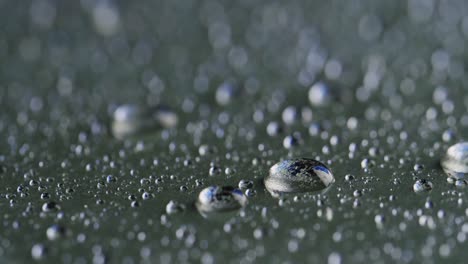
[196,186,247,217]
[441,142,468,179]
[264,158,335,197]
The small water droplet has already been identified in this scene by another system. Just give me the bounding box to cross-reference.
[283,135,300,149]
[266,121,282,137]
[455,179,468,188]
[46,224,66,240]
[353,190,362,197]
[308,82,330,106]
[31,244,47,260]
[42,201,59,212]
[238,180,253,189]
[166,200,185,214]
[245,188,256,197]
[413,179,433,193]
[414,164,424,172]
[361,158,375,169]
[209,165,222,176]
[264,158,335,197]
[345,174,355,181]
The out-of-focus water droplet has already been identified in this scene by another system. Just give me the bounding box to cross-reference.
[31,243,47,260]
[308,82,330,106]
[447,176,456,185]
[46,224,66,240]
[196,186,247,216]
[283,135,300,149]
[374,214,385,228]
[455,179,468,188]
[92,2,120,36]
[264,158,335,197]
[266,121,282,137]
[441,142,468,179]
[282,106,298,125]
[112,104,178,139]
[413,179,433,193]
[166,200,185,215]
[361,158,375,169]
[413,164,424,172]
[215,82,236,106]
[199,144,215,156]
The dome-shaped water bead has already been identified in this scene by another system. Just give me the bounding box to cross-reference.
[196,186,247,215]
[264,158,335,196]
[441,142,468,179]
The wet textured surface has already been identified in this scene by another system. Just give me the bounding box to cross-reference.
[2,0,468,263]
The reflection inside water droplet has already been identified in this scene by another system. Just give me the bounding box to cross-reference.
[196,186,247,218]
[264,158,335,197]
[441,142,468,179]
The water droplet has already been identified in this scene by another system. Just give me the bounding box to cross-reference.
[196,186,247,216]
[413,179,433,193]
[455,179,468,188]
[224,167,235,175]
[31,243,47,260]
[361,158,375,169]
[283,135,300,149]
[238,179,253,189]
[353,190,363,197]
[344,174,355,181]
[215,82,236,106]
[282,106,298,125]
[441,142,468,179]
[112,104,177,139]
[42,201,59,212]
[447,176,456,185]
[209,165,222,176]
[413,164,424,172]
[199,144,215,156]
[46,224,66,240]
[106,175,115,183]
[308,82,330,106]
[166,200,185,214]
[245,188,256,197]
[264,158,335,196]
[142,192,152,199]
[374,214,385,228]
[266,121,282,137]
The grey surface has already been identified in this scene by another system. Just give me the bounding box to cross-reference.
[1,0,468,263]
